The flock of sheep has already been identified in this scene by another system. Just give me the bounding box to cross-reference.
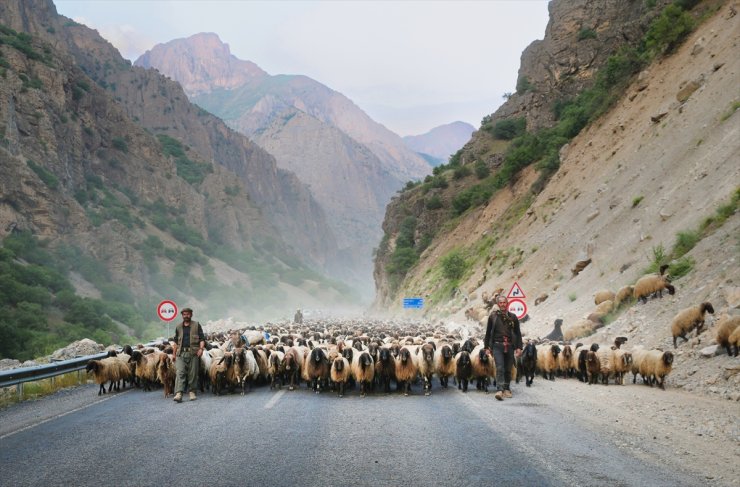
[82,266,740,398]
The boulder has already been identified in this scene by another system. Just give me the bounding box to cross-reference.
[50,338,104,360]
[699,345,721,358]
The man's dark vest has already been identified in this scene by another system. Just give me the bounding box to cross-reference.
[175,321,201,355]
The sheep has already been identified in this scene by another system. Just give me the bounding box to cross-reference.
[268,350,285,389]
[557,345,573,378]
[614,285,634,307]
[209,354,229,395]
[454,351,473,392]
[630,346,649,385]
[544,319,564,341]
[352,351,375,397]
[564,319,598,341]
[612,349,633,385]
[470,346,496,393]
[715,313,740,356]
[728,327,740,358]
[577,344,600,382]
[536,344,561,380]
[242,348,260,393]
[571,258,591,278]
[282,346,304,391]
[434,344,455,388]
[633,272,675,304]
[596,347,615,385]
[416,343,436,395]
[671,302,715,348]
[105,350,133,391]
[394,346,418,396]
[534,293,548,306]
[199,349,214,393]
[594,290,616,306]
[588,300,614,324]
[129,349,161,391]
[303,347,330,393]
[641,350,674,389]
[516,341,537,386]
[374,346,396,393]
[251,347,270,384]
[586,351,600,385]
[330,356,351,397]
[85,357,129,395]
[156,353,176,398]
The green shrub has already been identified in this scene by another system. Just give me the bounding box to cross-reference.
[111,137,128,153]
[673,230,700,258]
[452,184,493,215]
[474,162,490,179]
[441,250,467,280]
[568,292,577,302]
[644,4,695,55]
[632,196,644,207]
[453,165,471,180]
[157,134,213,185]
[26,160,59,189]
[490,118,526,140]
[388,247,418,275]
[577,28,597,41]
[516,76,534,94]
[425,195,443,210]
[668,256,694,279]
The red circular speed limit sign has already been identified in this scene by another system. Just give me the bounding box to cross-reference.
[507,298,528,320]
[157,300,178,321]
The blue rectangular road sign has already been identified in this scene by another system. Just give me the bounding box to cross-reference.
[403,297,424,309]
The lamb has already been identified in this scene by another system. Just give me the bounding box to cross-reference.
[536,343,561,380]
[586,351,600,385]
[416,343,436,395]
[516,341,537,386]
[671,302,715,348]
[454,351,473,392]
[330,356,351,397]
[641,350,674,389]
[156,353,176,398]
[470,346,496,393]
[543,319,564,341]
[715,313,740,356]
[594,290,616,306]
[85,357,130,395]
[303,347,330,393]
[633,271,675,304]
[351,351,375,397]
[434,344,455,388]
[394,346,418,396]
[614,285,634,307]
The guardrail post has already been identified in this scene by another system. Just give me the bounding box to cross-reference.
[17,382,23,400]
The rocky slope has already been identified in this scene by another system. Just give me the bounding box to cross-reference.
[403,121,476,165]
[373,0,739,396]
[0,0,355,324]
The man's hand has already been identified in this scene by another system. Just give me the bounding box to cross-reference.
[514,348,522,358]
[196,348,203,357]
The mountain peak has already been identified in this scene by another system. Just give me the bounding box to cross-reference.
[135,32,266,96]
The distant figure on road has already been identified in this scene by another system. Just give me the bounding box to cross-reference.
[294,308,303,324]
[484,295,523,401]
[223,330,246,352]
[171,307,205,403]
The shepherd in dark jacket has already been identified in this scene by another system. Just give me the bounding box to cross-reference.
[484,295,523,400]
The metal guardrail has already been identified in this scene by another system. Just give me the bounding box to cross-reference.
[0,341,163,398]
[0,352,109,389]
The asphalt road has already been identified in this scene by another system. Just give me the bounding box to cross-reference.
[0,380,702,487]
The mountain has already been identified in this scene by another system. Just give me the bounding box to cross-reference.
[373,0,739,339]
[403,121,476,165]
[135,33,432,296]
[0,0,359,359]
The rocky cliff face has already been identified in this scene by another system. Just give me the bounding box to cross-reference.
[374,0,738,318]
[136,33,432,296]
[0,0,354,317]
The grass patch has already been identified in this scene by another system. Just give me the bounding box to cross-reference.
[26,160,59,190]
[720,100,740,122]
[568,292,577,302]
[632,196,644,208]
[0,371,87,407]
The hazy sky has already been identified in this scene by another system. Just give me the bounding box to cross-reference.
[55,1,550,136]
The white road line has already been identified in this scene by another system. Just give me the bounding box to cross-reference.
[264,389,285,409]
[0,390,130,440]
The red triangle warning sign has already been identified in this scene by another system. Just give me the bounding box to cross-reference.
[507,282,526,299]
